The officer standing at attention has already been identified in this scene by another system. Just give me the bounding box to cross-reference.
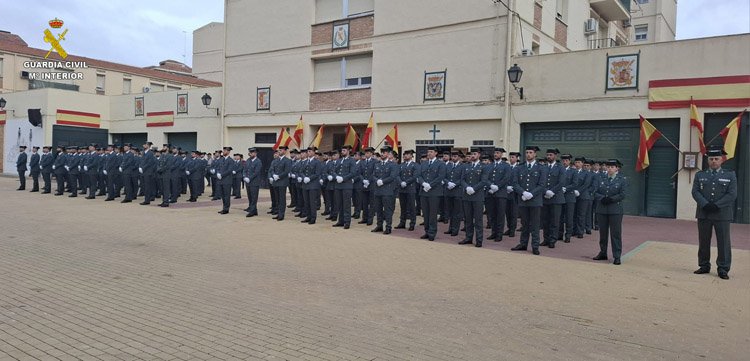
[504,152,521,237]
[84,145,102,199]
[487,147,512,242]
[28,146,41,192]
[417,147,445,240]
[300,147,322,224]
[371,146,398,234]
[359,147,376,226]
[66,146,82,198]
[243,148,263,217]
[443,150,464,237]
[511,146,548,255]
[16,145,28,190]
[217,146,235,214]
[332,145,357,228]
[540,148,565,248]
[40,146,54,194]
[458,147,489,247]
[53,146,68,195]
[270,146,292,220]
[573,157,593,238]
[396,149,420,232]
[593,159,629,265]
[140,142,157,205]
[691,146,737,280]
[158,144,174,207]
[559,154,578,243]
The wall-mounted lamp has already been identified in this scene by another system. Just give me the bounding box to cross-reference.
[507,63,524,100]
[201,93,220,115]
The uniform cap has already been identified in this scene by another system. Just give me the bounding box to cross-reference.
[525,145,540,152]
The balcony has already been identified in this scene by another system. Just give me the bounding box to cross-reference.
[590,0,631,21]
[588,37,617,49]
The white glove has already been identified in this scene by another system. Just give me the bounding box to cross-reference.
[319,179,324,185]
[244,177,250,183]
[490,184,499,192]
[210,169,216,174]
[52,165,56,170]
[269,177,274,184]
[400,181,407,188]
[232,171,236,175]
[422,182,431,192]
[304,177,310,184]
[273,174,279,181]
[363,180,370,187]
[562,186,567,193]
[574,190,580,197]
[65,166,70,171]
[118,167,122,172]
[139,167,143,174]
[185,170,190,175]
[377,179,384,187]
[545,190,555,199]
[466,186,475,195]
[217,173,222,180]
[506,186,514,193]
[290,173,295,178]
[78,166,81,170]
[447,181,456,189]
[39,165,43,170]
[103,170,107,175]
[336,176,343,183]
[327,175,333,181]
[522,191,533,201]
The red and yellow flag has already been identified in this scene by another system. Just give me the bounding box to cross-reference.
[0,110,6,125]
[344,123,359,149]
[719,111,744,160]
[273,127,293,150]
[292,116,304,149]
[384,124,399,148]
[57,109,101,128]
[312,124,325,148]
[636,116,662,172]
[361,112,374,149]
[146,111,174,127]
[689,99,706,155]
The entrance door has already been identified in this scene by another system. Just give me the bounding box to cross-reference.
[167,132,197,151]
[111,133,147,147]
[52,125,108,148]
[704,112,750,223]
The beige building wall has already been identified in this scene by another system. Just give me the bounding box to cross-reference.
[193,22,225,83]
[631,0,677,43]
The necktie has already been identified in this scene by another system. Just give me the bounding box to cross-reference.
[527,163,531,170]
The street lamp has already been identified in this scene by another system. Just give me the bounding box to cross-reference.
[507,63,524,99]
[0,97,6,109]
[201,93,219,115]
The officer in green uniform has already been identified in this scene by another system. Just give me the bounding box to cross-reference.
[691,146,737,280]
[593,159,628,265]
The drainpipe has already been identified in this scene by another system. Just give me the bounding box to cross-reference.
[502,0,515,150]
[220,0,228,147]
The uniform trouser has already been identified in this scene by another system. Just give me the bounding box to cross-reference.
[211,176,219,198]
[270,186,278,212]
[592,201,599,228]
[115,173,123,195]
[398,192,416,225]
[697,218,732,273]
[326,188,336,216]
[55,172,67,193]
[30,172,40,190]
[274,186,287,218]
[486,196,497,234]
[246,185,260,215]
[561,202,576,239]
[490,197,508,237]
[107,173,117,199]
[373,195,395,229]
[123,173,137,200]
[353,189,361,215]
[160,176,171,204]
[420,195,440,238]
[462,200,484,244]
[233,176,242,198]
[220,181,232,212]
[542,203,562,245]
[68,173,79,196]
[586,200,595,231]
[506,194,519,233]
[79,171,87,191]
[439,196,446,220]
[415,189,422,215]
[361,190,373,223]
[197,176,204,196]
[575,199,592,235]
[305,188,320,222]
[155,174,162,197]
[519,206,542,249]
[597,213,623,260]
[42,171,52,192]
[170,176,180,202]
[180,175,187,194]
[18,171,26,189]
[335,188,353,225]
[143,174,156,202]
[88,174,98,197]
[289,183,297,206]
[447,196,463,233]
[189,176,201,200]
[296,184,306,215]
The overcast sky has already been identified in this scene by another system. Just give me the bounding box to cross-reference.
[1,0,748,68]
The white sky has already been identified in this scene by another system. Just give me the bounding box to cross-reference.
[0,0,748,68]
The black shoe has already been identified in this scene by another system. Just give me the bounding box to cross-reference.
[358,220,367,224]
[352,214,360,219]
[485,224,491,229]
[408,224,415,231]
[548,243,555,249]
[158,203,169,207]
[564,237,571,243]
[218,210,228,214]
[420,234,429,239]
[428,236,435,241]
[79,191,87,195]
[333,223,344,227]
[395,223,406,229]
[450,232,458,237]
[693,268,710,274]
[593,254,608,261]
[247,213,257,218]
[487,234,497,240]
[300,218,308,223]
[585,230,592,235]
[69,194,77,198]
[321,212,330,216]
[267,210,275,214]
[460,227,466,232]
[510,244,527,251]
[344,224,350,229]
[718,272,729,280]
[234,196,241,199]
[383,228,391,235]
[17,188,25,191]
[308,221,316,225]
[287,204,295,208]
[458,239,472,245]
[540,241,549,247]
[419,222,425,226]
[443,230,452,234]
[593,226,599,231]
[325,216,335,221]
[30,189,39,193]
[140,202,150,205]
[503,230,510,236]
[367,222,373,226]
[55,193,63,196]
[188,199,196,202]
[372,227,383,233]
[576,234,584,239]
[169,200,177,203]
[613,259,621,265]
[97,192,106,196]
[276,217,284,221]
[42,191,51,194]
[507,232,515,238]
[86,196,97,199]
[556,236,563,241]
[532,249,540,255]
[493,237,503,242]
[272,215,279,219]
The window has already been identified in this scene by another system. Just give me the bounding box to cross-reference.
[123,78,131,94]
[635,25,648,41]
[255,133,277,144]
[167,85,181,91]
[315,0,373,23]
[637,0,649,4]
[555,0,568,21]
[314,55,373,90]
[149,83,164,92]
[348,0,374,16]
[96,74,105,94]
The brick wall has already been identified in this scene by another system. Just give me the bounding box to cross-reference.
[310,88,371,111]
[311,15,374,46]
[555,18,568,48]
[534,2,542,30]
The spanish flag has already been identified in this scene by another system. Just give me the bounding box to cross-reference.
[384,124,399,149]
[689,99,706,155]
[0,110,6,125]
[312,124,325,148]
[719,111,744,160]
[56,109,101,128]
[636,116,662,172]
[344,123,359,149]
[361,112,374,149]
[146,111,174,127]
[292,116,304,149]
[273,127,293,150]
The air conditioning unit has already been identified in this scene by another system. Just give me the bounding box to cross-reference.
[622,19,631,27]
[521,48,535,56]
[584,18,598,34]
[142,86,150,93]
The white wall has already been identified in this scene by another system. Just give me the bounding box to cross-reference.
[3,118,44,175]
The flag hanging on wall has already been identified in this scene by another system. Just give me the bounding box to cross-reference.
[719,111,744,160]
[344,123,360,149]
[689,99,706,155]
[384,125,399,149]
[292,116,304,149]
[361,112,374,149]
[636,116,662,172]
[273,127,293,150]
[312,125,325,149]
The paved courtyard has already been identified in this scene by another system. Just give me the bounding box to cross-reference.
[0,176,748,361]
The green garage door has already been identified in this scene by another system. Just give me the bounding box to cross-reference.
[111,133,147,147]
[167,132,197,152]
[522,119,680,218]
[704,112,749,224]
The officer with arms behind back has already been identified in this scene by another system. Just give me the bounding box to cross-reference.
[593,159,628,265]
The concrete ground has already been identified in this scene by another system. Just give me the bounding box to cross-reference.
[1,176,748,361]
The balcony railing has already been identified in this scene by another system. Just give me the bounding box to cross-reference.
[588,38,617,49]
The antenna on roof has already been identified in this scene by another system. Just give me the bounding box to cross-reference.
[182,30,187,65]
